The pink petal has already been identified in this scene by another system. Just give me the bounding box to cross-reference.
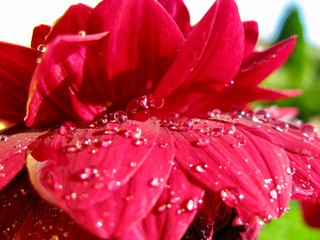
[0,169,97,239]
[120,165,205,240]
[31,24,51,49]
[25,33,108,127]
[300,202,320,228]
[235,36,296,87]
[29,120,174,239]
[237,114,320,202]
[45,4,93,44]
[0,42,38,124]
[87,0,184,110]
[158,0,192,37]
[0,124,48,191]
[154,0,244,100]
[169,117,291,220]
[243,21,259,59]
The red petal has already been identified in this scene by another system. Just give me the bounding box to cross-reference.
[243,21,258,59]
[0,124,48,191]
[300,202,320,228]
[235,36,296,87]
[87,0,184,109]
[121,165,205,240]
[25,33,108,127]
[170,118,291,220]
[31,24,51,49]
[154,0,244,100]
[0,169,97,239]
[29,120,174,238]
[237,113,320,202]
[45,4,93,44]
[0,42,38,123]
[158,0,191,37]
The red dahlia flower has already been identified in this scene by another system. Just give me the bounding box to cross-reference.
[1,0,320,239]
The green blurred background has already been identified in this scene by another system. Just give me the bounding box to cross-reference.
[257,4,320,239]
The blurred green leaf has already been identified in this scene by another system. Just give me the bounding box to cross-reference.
[258,201,320,240]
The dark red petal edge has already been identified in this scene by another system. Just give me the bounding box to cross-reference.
[31,24,51,49]
[25,33,108,127]
[0,42,38,123]
[0,169,97,239]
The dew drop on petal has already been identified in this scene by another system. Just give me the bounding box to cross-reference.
[132,137,147,146]
[149,177,164,187]
[78,30,86,37]
[0,164,4,171]
[223,123,236,135]
[108,180,121,190]
[120,124,142,139]
[37,44,46,53]
[269,189,278,200]
[253,109,270,122]
[275,121,289,132]
[193,162,208,173]
[220,188,244,207]
[300,124,318,139]
[193,138,210,147]
[59,121,76,135]
[96,220,104,228]
[114,111,128,123]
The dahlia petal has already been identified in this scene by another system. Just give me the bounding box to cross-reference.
[235,36,296,87]
[28,120,174,238]
[0,42,38,123]
[237,115,320,202]
[121,165,205,240]
[171,118,291,220]
[0,169,97,239]
[0,124,48,190]
[158,0,191,37]
[87,0,184,108]
[25,33,108,127]
[300,202,320,228]
[154,0,244,99]
[28,119,163,208]
[31,24,51,49]
[45,4,93,44]
[243,21,258,59]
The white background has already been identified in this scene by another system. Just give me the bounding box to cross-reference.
[0,0,319,47]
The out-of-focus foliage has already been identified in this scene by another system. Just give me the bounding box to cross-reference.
[258,201,320,240]
[258,5,320,121]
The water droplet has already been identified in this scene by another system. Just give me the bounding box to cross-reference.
[129,161,137,168]
[300,124,317,139]
[113,111,128,123]
[220,188,244,206]
[78,30,86,37]
[108,180,121,190]
[0,164,4,171]
[223,123,236,135]
[286,167,294,175]
[231,137,246,148]
[157,203,172,212]
[269,189,278,200]
[149,177,164,187]
[253,109,270,122]
[193,138,210,147]
[120,124,142,139]
[192,162,208,173]
[37,44,46,53]
[72,167,99,181]
[132,137,147,146]
[208,109,221,118]
[158,142,168,148]
[96,220,104,228]
[0,134,8,141]
[59,121,76,135]
[275,121,289,132]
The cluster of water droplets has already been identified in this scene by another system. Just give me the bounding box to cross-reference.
[126,94,164,121]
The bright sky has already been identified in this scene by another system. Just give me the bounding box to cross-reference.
[0,0,319,47]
